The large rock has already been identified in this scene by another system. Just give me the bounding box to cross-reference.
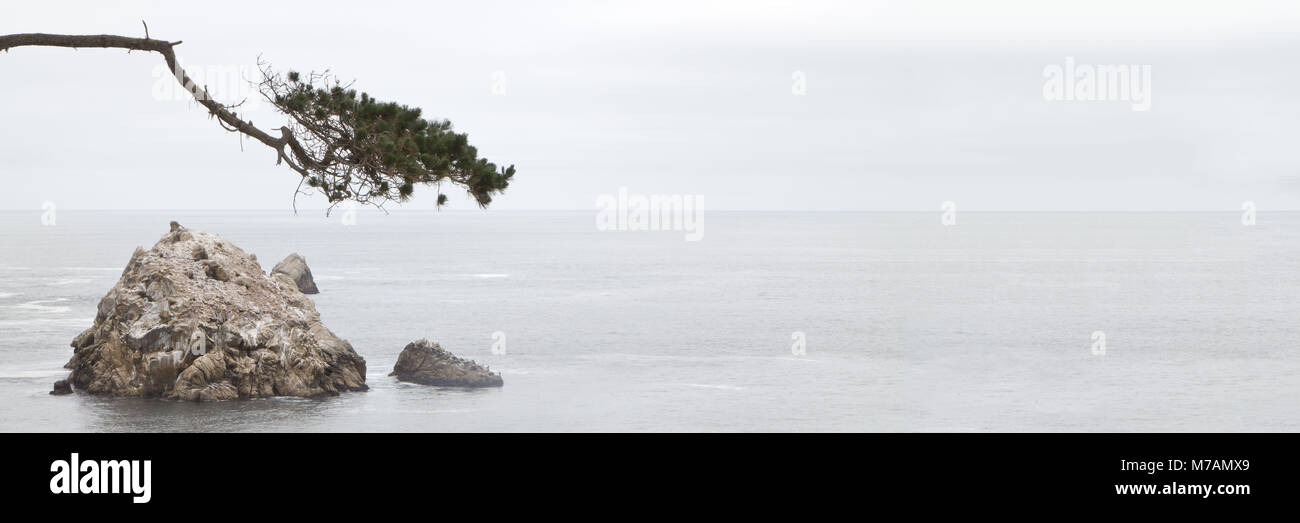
[57,221,367,400]
[389,339,503,387]
[271,253,319,294]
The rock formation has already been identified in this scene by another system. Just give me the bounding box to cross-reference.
[55,221,367,400]
[389,339,503,387]
[50,379,71,395]
[271,253,319,294]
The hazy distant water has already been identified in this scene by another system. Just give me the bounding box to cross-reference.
[1,210,1297,432]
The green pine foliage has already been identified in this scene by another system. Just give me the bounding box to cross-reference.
[268,69,515,208]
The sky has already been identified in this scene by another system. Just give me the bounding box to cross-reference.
[2,0,1299,211]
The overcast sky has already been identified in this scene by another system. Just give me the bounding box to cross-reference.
[2,0,1299,211]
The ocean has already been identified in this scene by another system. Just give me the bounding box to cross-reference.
[1,210,1297,432]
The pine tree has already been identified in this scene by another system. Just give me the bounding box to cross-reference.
[0,28,515,211]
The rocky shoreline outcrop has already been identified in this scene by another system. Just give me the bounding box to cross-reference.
[55,222,367,400]
[389,339,503,387]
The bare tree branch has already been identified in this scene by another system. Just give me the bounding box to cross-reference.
[0,32,515,210]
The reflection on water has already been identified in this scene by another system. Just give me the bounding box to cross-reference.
[80,395,338,432]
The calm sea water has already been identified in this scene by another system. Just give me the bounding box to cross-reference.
[0,210,1297,432]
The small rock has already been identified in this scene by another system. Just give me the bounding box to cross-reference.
[271,253,319,294]
[51,379,72,395]
[389,339,503,387]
